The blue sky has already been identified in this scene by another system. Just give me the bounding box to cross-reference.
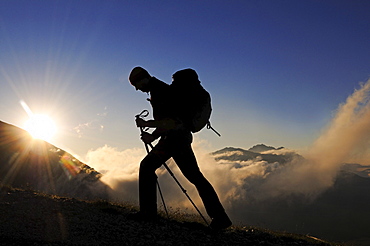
[1,0,369,160]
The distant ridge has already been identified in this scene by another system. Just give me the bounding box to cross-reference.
[248,144,284,153]
[211,145,300,166]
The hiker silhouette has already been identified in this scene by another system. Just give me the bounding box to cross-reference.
[128,67,232,229]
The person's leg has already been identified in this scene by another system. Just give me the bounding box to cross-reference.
[171,137,231,229]
[138,140,171,217]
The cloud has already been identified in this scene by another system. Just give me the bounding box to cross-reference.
[309,79,370,166]
[84,79,370,223]
[221,79,370,203]
[85,145,145,202]
[73,109,107,138]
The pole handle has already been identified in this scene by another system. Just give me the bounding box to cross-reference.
[135,109,149,119]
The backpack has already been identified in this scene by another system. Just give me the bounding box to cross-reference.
[171,69,220,136]
[189,85,212,133]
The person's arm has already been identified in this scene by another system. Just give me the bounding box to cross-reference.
[135,117,178,130]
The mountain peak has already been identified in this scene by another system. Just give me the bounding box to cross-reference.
[248,144,284,153]
[0,120,111,200]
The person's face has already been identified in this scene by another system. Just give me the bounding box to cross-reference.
[134,78,150,92]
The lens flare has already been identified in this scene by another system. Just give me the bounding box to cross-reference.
[59,153,80,179]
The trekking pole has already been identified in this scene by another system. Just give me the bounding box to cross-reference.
[135,110,169,219]
[146,142,210,226]
[136,110,210,226]
[206,122,221,137]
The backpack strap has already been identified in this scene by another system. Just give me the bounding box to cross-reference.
[206,122,221,137]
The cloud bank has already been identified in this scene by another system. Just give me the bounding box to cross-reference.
[85,79,370,224]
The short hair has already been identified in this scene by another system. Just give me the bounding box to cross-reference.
[129,67,150,85]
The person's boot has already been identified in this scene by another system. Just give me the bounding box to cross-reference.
[210,213,232,230]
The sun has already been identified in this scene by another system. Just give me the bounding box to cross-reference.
[24,114,57,141]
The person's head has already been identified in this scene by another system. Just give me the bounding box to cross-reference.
[129,67,151,92]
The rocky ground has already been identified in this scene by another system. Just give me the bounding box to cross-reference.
[0,184,342,246]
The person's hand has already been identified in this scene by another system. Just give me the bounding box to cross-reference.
[135,118,147,127]
[140,132,156,144]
